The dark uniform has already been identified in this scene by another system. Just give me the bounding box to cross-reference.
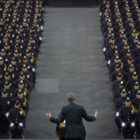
[119,97,136,138]
[0,89,11,133]
[132,90,140,133]
[115,89,127,132]
[8,100,26,138]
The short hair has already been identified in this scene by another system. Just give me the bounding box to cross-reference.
[67,92,76,103]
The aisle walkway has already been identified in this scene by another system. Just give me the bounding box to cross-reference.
[24,8,118,139]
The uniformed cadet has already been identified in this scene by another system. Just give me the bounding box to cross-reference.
[119,97,136,138]
[115,89,127,132]
[16,89,29,114]
[132,90,140,133]
[113,80,126,100]
[127,71,140,90]
[130,81,140,98]
[0,89,11,133]
[8,100,26,138]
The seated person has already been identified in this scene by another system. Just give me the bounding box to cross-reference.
[119,97,136,139]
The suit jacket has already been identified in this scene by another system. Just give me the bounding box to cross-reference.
[50,102,96,139]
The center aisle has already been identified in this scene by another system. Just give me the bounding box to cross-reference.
[24,8,118,139]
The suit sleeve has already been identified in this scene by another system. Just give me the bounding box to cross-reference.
[82,106,96,121]
[50,108,65,124]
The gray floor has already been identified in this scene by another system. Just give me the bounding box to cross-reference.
[8,7,119,139]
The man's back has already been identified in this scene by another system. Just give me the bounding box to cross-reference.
[62,103,84,126]
[46,92,98,140]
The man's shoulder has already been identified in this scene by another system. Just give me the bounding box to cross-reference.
[63,103,83,110]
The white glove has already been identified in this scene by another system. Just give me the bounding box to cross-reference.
[10,123,14,127]
[32,68,36,72]
[115,112,119,117]
[107,60,111,65]
[19,122,23,127]
[39,37,42,41]
[40,26,43,30]
[5,112,9,118]
[131,122,135,127]
[131,110,134,114]
[20,111,23,115]
[121,122,126,127]
[103,48,106,52]
[99,12,102,16]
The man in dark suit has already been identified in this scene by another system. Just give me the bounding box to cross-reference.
[46,92,98,140]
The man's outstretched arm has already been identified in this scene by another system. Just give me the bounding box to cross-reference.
[46,110,65,123]
[82,106,98,121]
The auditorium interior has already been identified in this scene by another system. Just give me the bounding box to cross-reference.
[0,0,140,139]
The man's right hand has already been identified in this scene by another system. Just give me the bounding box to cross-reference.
[46,112,52,119]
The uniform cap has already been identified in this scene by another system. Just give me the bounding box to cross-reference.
[20,25,23,28]
[117,72,122,77]
[14,50,18,54]
[11,57,16,61]
[5,81,10,86]
[128,57,133,61]
[130,64,134,68]
[127,49,131,53]
[26,49,30,53]
[5,72,9,76]
[20,71,24,76]
[120,81,124,85]
[137,90,140,95]
[15,100,20,106]
[116,63,120,68]
[115,55,119,60]
[18,89,23,94]
[23,64,27,68]
[125,97,131,102]
[19,80,24,85]
[121,88,126,94]
[8,64,13,68]
[23,56,27,60]
[1,49,5,52]
[3,89,8,94]
[133,71,137,76]
[134,81,139,86]
[135,36,138,40]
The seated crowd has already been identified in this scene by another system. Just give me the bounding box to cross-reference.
[100,0,140,138]
[0,0,44,138]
